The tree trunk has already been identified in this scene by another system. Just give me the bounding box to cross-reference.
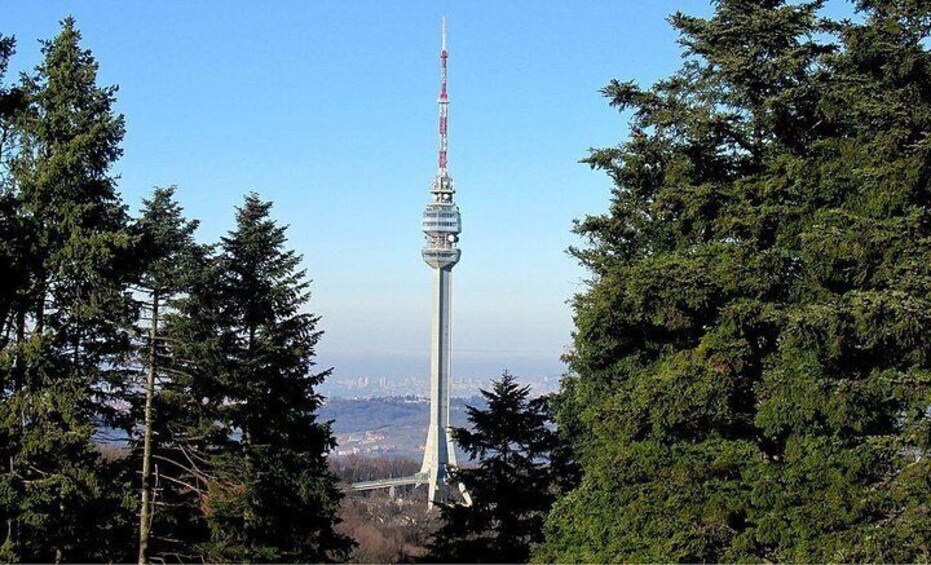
[35,277,44,334]
[138,290,159,565]
[5,304,26,550]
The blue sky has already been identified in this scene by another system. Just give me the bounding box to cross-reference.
[1,1,854,388]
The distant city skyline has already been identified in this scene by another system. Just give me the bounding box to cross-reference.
[317,370,560,399]
[2,1,855,391]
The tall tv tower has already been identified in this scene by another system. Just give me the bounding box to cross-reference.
[420,16,467,508]
[348,17,468,509]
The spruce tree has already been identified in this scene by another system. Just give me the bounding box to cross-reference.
[131,186,204,564]
[0,31,26,349]
[141,254,223,563]
[166,194,351,562]
[0,18,135,562]
[427,372,572,563]
[0,31,27,564]
[538,1,931,561]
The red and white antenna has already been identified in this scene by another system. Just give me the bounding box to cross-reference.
[437,16,449,175]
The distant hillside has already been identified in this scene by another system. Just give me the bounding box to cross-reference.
[319,396,484,459]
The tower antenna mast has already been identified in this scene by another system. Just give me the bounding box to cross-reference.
[438,16,449,175]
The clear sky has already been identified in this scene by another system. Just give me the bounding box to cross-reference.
[1,1,853,389]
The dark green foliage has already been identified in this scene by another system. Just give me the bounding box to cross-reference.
[164,194,352,562]
[134,186,204,297]
[0,32,25,349]
[0,18,136,562]
[538,1,931,562]
[130,186,206,563]
[427,372,576,563]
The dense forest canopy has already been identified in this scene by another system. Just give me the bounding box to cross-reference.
[538,0,931,562]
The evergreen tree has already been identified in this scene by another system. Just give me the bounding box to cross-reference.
[0,18,135,562]
[427,372,573,563]
[0,31,27,564]
[131,186,204,564]
[0,33,23,185]
[0,31,26,353]
[538,1,931,561]
[166,194,351,562]
[139,254,222,563]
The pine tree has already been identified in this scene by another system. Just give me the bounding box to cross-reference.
[538,1,931,561]
[166,194,351,562]
[131,186,204,564]
[427,372,573,563]
[0,18,135,562]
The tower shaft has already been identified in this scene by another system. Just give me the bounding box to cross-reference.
[420,267,457,487]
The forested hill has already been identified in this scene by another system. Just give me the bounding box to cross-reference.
[319,396,483,459]
[321,396,481,434]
